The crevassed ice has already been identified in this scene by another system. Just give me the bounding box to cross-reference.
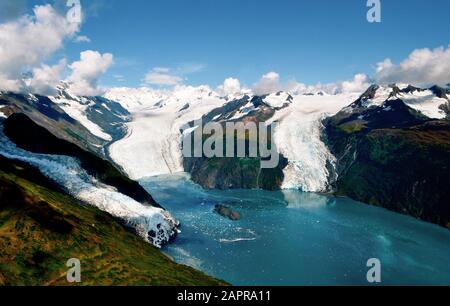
[274,115,335,192]
[108,86,226,180]
[271,94,359,192]
[0,127,178,247]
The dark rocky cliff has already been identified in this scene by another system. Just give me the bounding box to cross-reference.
[323,98,450,228]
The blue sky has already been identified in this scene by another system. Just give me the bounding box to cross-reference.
[7,0,450,88]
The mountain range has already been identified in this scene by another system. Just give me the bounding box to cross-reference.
[0,81,449,283]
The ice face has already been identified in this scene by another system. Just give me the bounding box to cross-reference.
[275,117,336,192]
[270,93,360,192]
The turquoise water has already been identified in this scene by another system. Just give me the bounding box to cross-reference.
[141,174,450,286]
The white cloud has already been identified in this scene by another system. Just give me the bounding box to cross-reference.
[0,4,79,92]
[30,59,67,96]
[253,72,281,95]
[287,81,340,95]
[218,77,242,96]
[340,73,371,93]
[74,35,91,43]
[375,45,450,86]
[285,80,309,94]
[68,50,114,96]
[144,67,183,86]
[257,72,370,96]
[0,74,22,92]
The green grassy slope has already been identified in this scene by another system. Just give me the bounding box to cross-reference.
[0,156,227,286]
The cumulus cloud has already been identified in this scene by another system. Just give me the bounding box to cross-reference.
[68,50,114,96]
[286,81,328,95]
[340,73,371,93]
[255,72,370,96]
[144,67,183,86]
[30,59,67,96]
[218,77,242,96]
[0,74,23,92]
[253,72,282,95]
[375,45,450,86]
[0,4,79,92]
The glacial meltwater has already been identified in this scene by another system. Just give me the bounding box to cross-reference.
[141,174,450,286]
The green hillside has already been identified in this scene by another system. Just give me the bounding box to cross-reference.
[0,156,227,286]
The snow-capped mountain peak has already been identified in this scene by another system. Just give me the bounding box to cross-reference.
[347,83,449,119]
[104,85,224,113]
[49,81,130,142]
[263,91,294,109]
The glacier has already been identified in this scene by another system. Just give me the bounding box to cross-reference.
[106,86,359,192]
[105,90,364,191]
[0,125,178,247]
[269,93,360,191]
[107,85,227,180]
[105,83,447,192]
